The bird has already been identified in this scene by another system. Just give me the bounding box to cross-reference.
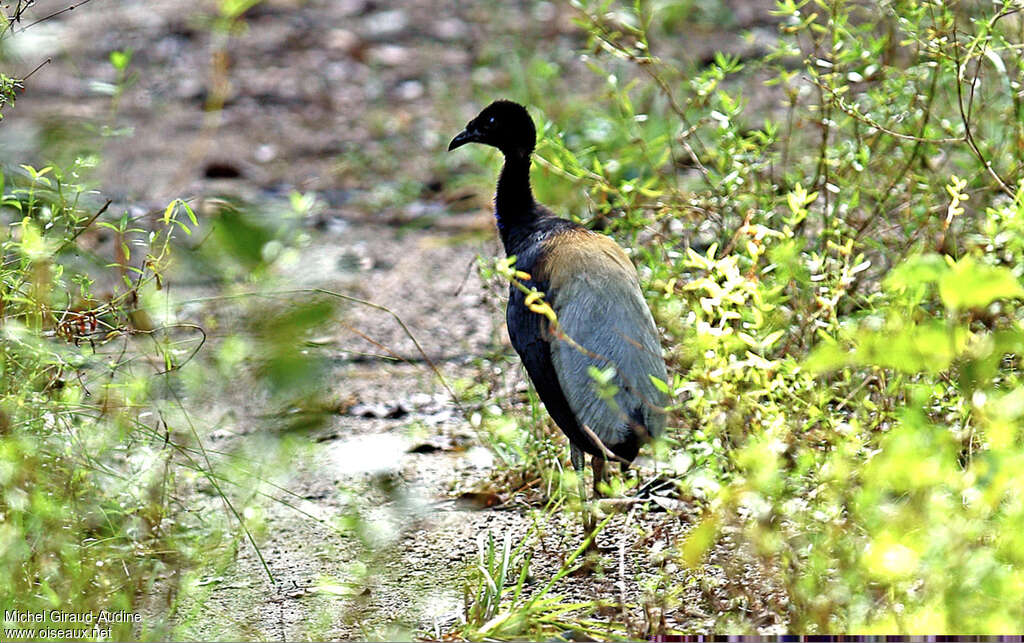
[448,100,668,535]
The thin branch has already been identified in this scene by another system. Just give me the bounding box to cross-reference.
[856,63,941,241]
[951,15,1017,198]
[812,77,963,144]
[19,57,50,83]
[54,199,111,256]
[618,503,638,634]
[311,287,466,416]
[579,423,630,464]
[9,0,95,35]
[159,369,278,585]
[175,288,466,416]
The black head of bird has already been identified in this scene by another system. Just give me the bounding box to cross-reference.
[448,101,668,541]
[447,99,536,159]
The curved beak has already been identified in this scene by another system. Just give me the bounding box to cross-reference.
[447,128,479,151]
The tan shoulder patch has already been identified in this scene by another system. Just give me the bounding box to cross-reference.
[537,228,637,291]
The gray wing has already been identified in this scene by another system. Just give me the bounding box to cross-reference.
[549,269,668,450]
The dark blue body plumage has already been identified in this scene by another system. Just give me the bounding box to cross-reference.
[448,100,668,500]
[501,217,613,459]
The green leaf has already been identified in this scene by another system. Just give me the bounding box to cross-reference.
[938,256,1024,311]
[806,320,966,375]
[261,300,335,395]
[18,217,51,259]
[648,374,669,394]
[213,206,273,269]
[681,518,718,568]
[180,200,198,225]
[109,49,132,72]
[883,253,948,294]
[760,329,786,350]
[804,340,850,374]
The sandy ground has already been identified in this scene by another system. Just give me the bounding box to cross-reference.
[2,0,787,638]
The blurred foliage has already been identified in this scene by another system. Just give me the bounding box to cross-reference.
[0,2,355,639]
[0,162,193,638]
[0,165,343,638]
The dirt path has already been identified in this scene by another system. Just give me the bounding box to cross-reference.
[3,0,787,637]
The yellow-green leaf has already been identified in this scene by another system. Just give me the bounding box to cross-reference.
[938,256,1024,311]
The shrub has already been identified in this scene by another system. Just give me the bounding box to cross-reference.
[540,0,1024,633]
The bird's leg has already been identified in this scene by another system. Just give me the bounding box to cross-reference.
[570,445,595,541]
[570,443,585,478]
[592,457,607,497]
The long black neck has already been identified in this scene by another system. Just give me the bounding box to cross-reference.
[495,151,539,252]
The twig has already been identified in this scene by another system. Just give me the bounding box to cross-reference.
[574,6,716,193]
[19,57,50,83]
[339,322,403,361]
[619,503,638,633]
[312,287,466,416]
[951,15,1016,199]
[7,1,34,24]
[579,423,630,465]
[53,199,111,255]
[812,76,962,144]
[593,497,645,509]
[494,477,541,509]
[177,288,466,416]
[857,63,941,240]
[452,255,477,297]
[0,0,33,37]
[141,323,207,375]
[161,376,277,585]
[9,0,94,35]
[719,209,754,258]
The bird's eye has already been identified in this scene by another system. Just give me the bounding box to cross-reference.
[488,116,496,125]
